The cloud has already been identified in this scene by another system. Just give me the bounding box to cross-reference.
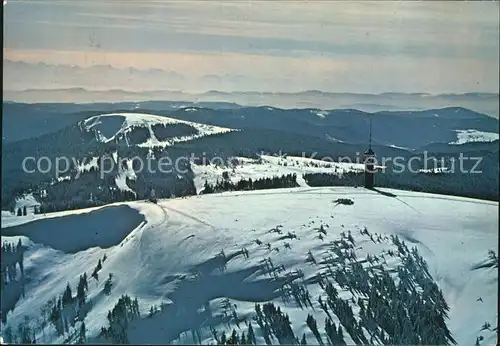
[2,1,499,93]
[5,1,498,59]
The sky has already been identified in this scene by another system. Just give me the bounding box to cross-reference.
[3,0,500,94]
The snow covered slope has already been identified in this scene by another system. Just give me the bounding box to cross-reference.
[1,188,497,345]
[450,129,499,145]
[191,155,381,194]
[81,113,236,148]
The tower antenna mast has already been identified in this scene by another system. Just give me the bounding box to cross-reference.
[369,116,372,150]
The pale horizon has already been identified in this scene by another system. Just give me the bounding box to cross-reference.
[3,0,499,96]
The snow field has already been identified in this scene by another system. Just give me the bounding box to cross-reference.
[1,187,497,345]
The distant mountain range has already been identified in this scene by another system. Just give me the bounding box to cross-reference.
[1,103,498,211]
[3,89,499,119]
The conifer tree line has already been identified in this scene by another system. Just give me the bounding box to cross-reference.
[208,282,311,345]
[214,324,257,345]
[211,303,314,345]
[6,143,197,214]
[202,173,298,194]
[305,230,457,345]
[2,274,90,343]
[25,159,196,214]
[204,228,458,346]
[1,239,28,327]
[1,255,109,344]
[303,166,498,201]
[1,239,26,287]
[254,302,297,344]
[1,221,463,345]
[100,294,141,344]
[33,189,135,215]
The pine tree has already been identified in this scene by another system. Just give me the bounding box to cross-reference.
[79,321,86,343]
[62,283,73,307]
[301,333,307,345]
[203,180,214,194]
[306,314,323,345]
[4,326,13,343]
[227,329,239,345]
[77,275,86,305]
[337,325,344,344]
[17,208,22,216]
[18,317,33,344]
[83,272,88,291]
[23,206,27,216]
[50,297,64,336]
[247,323,256,345]
[103,274,113,295]
[149,305,156,317]
[240,332,247,345]
[92,268,99,282]
[133,298,140,318]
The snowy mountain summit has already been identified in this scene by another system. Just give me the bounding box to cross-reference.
[1,187,497,345]
[81,112,236,147]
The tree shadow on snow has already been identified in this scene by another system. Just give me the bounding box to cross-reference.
[126,251,300,344]
[1,205,145,253]
[366,187,398,198]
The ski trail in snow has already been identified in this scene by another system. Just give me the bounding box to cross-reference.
[138,202,168,265]
[392,196,423,215]
[394,194,495,205]
[295,187,327,194]
[295,174,310,187]
[153,203,168,227]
